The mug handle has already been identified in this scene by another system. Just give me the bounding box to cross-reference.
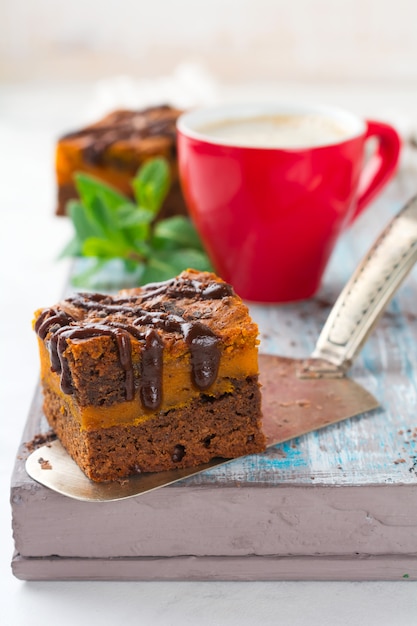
[350,120,401,223]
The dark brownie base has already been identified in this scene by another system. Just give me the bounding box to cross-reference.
[42,376,265,482]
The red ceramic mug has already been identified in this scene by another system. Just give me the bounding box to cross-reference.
[177,103,401,303]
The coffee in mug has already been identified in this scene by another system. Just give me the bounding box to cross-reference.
[197,113,353,148]
[177,103,401,303]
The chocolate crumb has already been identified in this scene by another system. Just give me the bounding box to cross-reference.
[26,431,57,452]
[315,297,333,309]
[38,457,53,470]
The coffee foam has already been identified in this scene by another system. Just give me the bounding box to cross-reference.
[198,114,353,148]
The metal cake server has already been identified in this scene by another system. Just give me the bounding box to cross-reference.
[26,195,417,502]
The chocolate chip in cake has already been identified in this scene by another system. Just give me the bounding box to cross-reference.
[202,434,215,448]
[172,444,185,462]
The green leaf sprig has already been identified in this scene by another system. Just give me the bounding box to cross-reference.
[61,158,213,288]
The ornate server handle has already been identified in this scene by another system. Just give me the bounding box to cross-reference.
[305,195,417,375]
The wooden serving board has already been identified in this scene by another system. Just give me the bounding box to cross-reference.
[10,183,417,581]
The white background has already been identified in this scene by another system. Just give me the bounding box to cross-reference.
[1,0,417,84]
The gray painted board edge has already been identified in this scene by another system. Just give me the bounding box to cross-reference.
[11,553,417,582]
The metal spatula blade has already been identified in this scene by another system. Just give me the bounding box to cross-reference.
[25,435,229,502]
[259,354,379,446]
[25,195,417,502]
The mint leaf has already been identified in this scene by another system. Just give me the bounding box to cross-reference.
[152,216,205,251]
[87,195,115,239]
[68,200,101,242]
[116,203,154,228]
[61,157,213,290]
[116,203,152,245]
[139,253,180,284]
[132,158,170,214]
[82,237,127,259]
[75,173,128,211]
[140,248,212,284]
[162,248,213,272]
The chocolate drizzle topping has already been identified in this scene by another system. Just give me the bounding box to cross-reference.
[35,275,234,410]
[140,330,164,410]
[182,322,220,390]
[60,105,179,166]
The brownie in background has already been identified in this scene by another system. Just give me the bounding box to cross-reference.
[55,104,187,218]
